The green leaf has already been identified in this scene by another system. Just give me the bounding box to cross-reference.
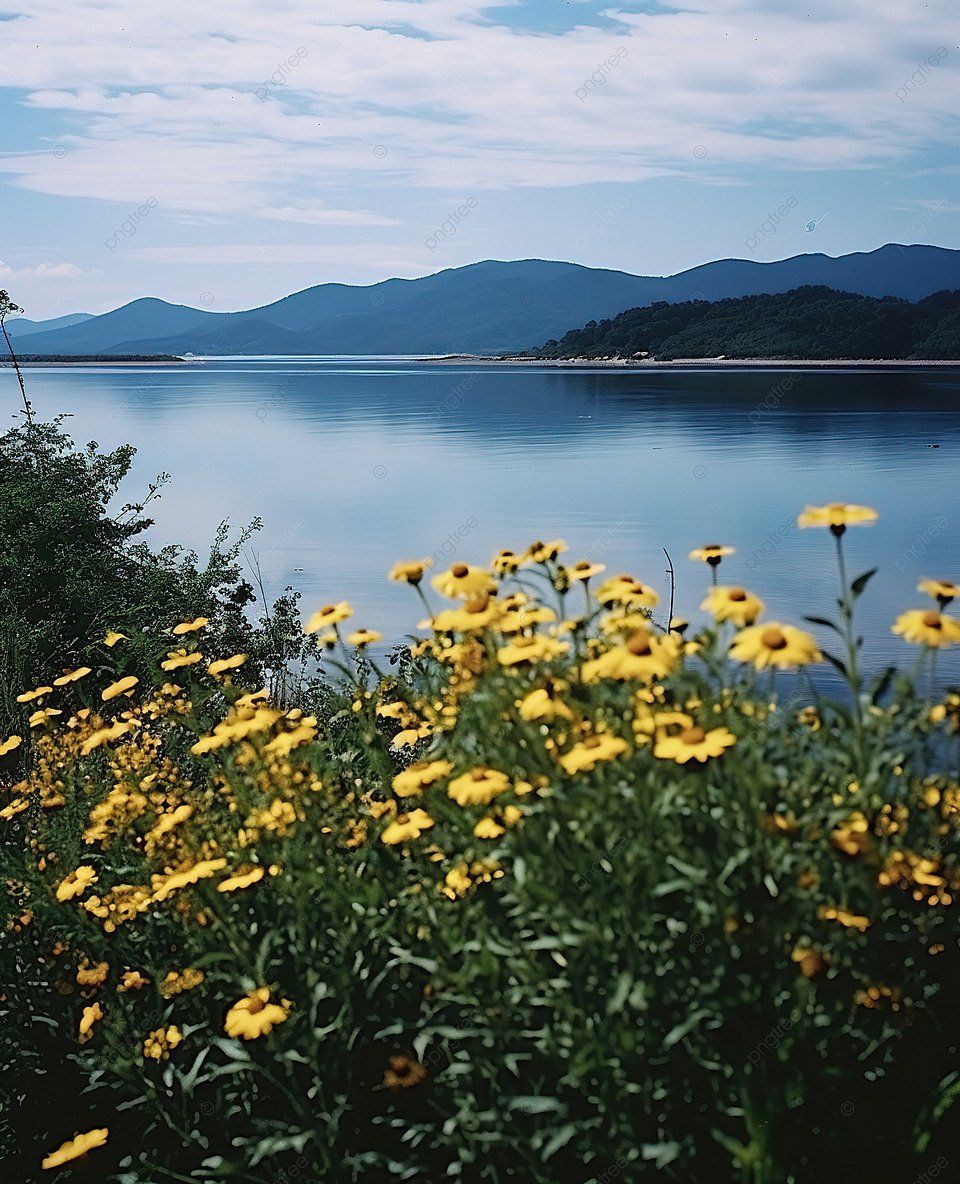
[851,567,878,598]
[803,615,842,635]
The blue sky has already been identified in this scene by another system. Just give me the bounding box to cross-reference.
[1,0,958,318]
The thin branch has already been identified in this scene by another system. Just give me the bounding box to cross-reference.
[663,546,676,632]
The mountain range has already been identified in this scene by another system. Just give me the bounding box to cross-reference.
[7,244,960,357]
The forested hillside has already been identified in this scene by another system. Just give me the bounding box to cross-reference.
[533,286,960,360]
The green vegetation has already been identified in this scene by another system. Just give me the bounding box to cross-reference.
[4,295,960,1182]
[534,285,960,360]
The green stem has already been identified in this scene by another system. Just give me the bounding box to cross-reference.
[834,532,865,773]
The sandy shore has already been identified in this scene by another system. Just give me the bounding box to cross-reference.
[423,354,960,369]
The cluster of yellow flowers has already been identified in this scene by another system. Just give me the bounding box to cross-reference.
[7,502,960,1174]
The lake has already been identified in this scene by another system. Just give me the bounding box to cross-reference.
[8,357,960,675]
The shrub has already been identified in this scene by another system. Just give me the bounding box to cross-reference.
[3,511,960,1182]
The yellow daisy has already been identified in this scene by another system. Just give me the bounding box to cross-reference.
[567,559,606,581]
[347,629,382,647]
[582,629,679,683]
[432,563,496,599]
[702,586,764,627]
[448,767,510,806]
[42,1129,109,1171]
[389,558,434,585]
[102,629,128,647]
[224,988,291,1040]
[172,616,209,635]
[797,503,878,533]
[304,602,353,632]
[380,809,436,845]
[654,724,736,765]
[101,675,139,701]
[392,759,452,798]
[0,734,22,757]
[689,544,735,566]
[892,609,960,649]
[523,539,568,564]
[53,666,92,686]
[558,733,629,775]
[208,654,248,676]
[595,574,659,609]
[497,634,569,667]
[729,623,821,669]
[517,685,574,722]
[918,578,959,607]
[491,549,522,575]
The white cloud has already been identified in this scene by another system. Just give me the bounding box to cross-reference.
[0,259,90,277]
[0,0,956,219]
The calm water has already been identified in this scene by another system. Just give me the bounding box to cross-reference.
[7,358,960,673]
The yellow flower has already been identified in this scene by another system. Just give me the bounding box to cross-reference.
[918,578,959,606]
[523,538,567,564]
[151,858,227,902]
[42,1128,109,1170]
[161,649,203,671]
[56,866,98,902]
[591,629,680,684]
[654,724,736,765]
[160,968,204,998]
[17,685,53,703]
[892,609,960,649]
[81,719,136,754]
[817,905,870,932]
[791,946,827,979]
[432,563,496,599]
[143,1025,183,1060]
[392,759,452,798]
[390,723,433,750]
[381,809,435,845]
[305,601,353,632]
[224,988,291,1040]
[497,634,569,667]
[491,549,521,575]
[102,629,127,647]
[218,866,266,893]
[441,864,473,899]
[102,675,139,701]
[567,559,606,581]
[53,666,92,686]
[558,733,629,775]
[76,959,109,988]
[689,544,735,566]
[474,816,505,839]
[595,574,659,609]
[172,616,209,635]
[78,1001,104,1044]
[729,623,821,669]
[448,767,510,806]
[347,629,382,647]
[702,586,764,627]
[0,734,22,757]
[430,595,502,633]
[29,707,62,727]
[118,970,149,992]
[518,685,574,722]
[831,812,870,857]
[208,653,248,676]
[384,1053,427,1089]
[797,503,878,532]
[389,558,434,584]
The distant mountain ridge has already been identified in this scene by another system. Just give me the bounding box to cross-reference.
[10,245,960,356]
[533,286,960,361]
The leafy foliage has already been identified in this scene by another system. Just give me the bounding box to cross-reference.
[534,285,960,360]
[3,526,960,1183]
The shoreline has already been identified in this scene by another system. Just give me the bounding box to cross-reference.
[423,354,960,369]
[4,354,960,370]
